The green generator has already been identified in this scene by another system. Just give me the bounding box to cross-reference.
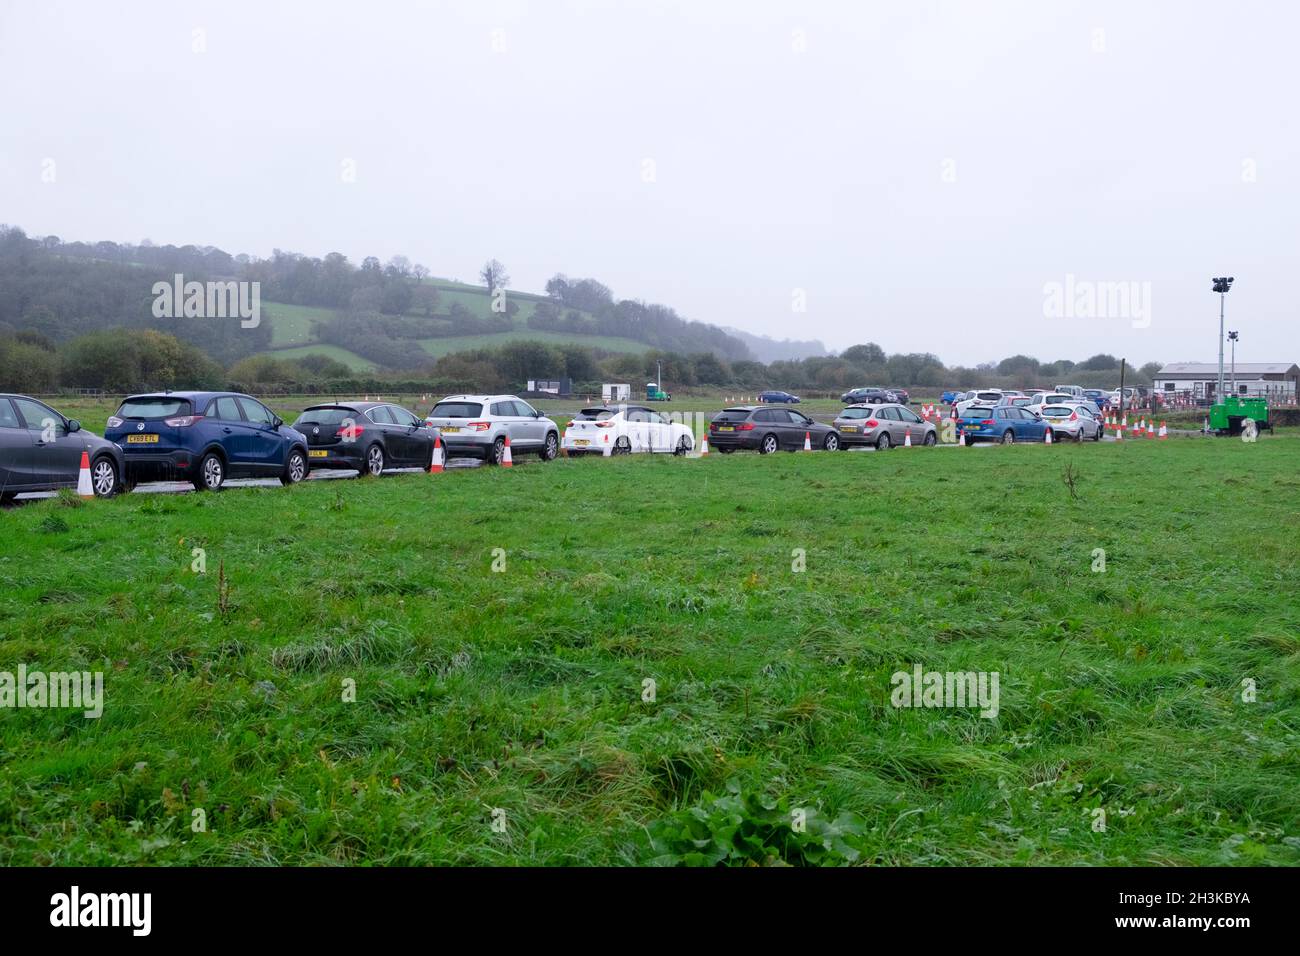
[1209,395,1270,435]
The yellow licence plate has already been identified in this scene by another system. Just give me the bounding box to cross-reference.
[841,425,857,431]
[441,426,460,433]
[126,434,159,444]
[718,426,734,432]
[574,439,590,446]
[309,450,328,457]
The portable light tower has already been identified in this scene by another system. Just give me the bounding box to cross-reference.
[1212,277,1234,400]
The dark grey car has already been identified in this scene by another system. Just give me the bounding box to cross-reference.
[0,394,125,502]
[833,403,937,450]
[297,400,441,476]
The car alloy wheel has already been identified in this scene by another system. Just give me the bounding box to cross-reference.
[760,434,779,455]
[674,436,690,456]
[491,437,506,465]
[282,449,307,485]
[823,433,839,451]
[542,433,558,461]
[91,457,117,497]
[877,433,891,451]
[613,437,632,455]
[366,444,384,476]
[923,432,937,447]
[197,452,224,491]
[1002,431,1015,445]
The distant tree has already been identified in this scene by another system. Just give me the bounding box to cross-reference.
[1139,361,1163,382]
[1079,353,1118,371]
[411,284,441,317]
[412,264,430,281]
[0,337,59,392]
[997,354,1040,378]
[480,259,510,295]
[545,274,570,300]
[385,255,412,279]
[841,343,886,366]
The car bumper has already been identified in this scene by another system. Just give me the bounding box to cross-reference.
[116,449,199,480]
[706,431,761,450]
[834,427,882,446]
[305,447,364,470]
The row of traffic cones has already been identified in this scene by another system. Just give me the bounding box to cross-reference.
[427,433,514,474]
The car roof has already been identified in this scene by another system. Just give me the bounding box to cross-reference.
[122,391,243,404]
[434,394,521,403]
[304,400,384,411]
[841,402,899,410]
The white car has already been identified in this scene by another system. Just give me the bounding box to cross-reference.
[955,389,1004,416]
[1027,392,1078,413]
[562,404,695,456]
[1038,403,1102,441]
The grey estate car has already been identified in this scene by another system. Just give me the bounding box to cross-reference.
[833,403,937,450]
[424,395,560,464]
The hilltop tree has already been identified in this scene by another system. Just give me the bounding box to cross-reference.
[480,259,510,295]
[841,343,886,366]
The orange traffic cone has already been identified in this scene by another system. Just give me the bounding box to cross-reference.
[803,430,812,451]
[430,435,445,473]
[1116,424,1123,441]
[502,435,514,467]
[904,428,912,447]
[958,432,966,446]
[602,432,612,457]
[698,430,709,455]
[1146,420,1155,438]
[1045,428,1053,445]
[76,451,94,498]
[1158,421,1168,440]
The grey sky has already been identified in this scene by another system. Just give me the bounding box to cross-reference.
[2,0,1295,365]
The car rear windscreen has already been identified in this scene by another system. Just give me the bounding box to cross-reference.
[839,408,875,419]
[962,406,994,418]
[575,408,618,420]
[1041,406,1073,416]
[296,407,356,427]
[715,409,752,421]
[117,397,191,419]
[976,392,1002,402]
[431,401,483,418]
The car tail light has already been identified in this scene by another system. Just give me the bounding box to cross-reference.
[1070,411,1079,421]
[106,416,123,428]
[866,419,879,428]
[736,422,755,431]
[980,419,995,426]
[468,421,491,432]
[594,421,614,428]
[337,424,365,438]
[164,415,204,427]
[565,420,574,429]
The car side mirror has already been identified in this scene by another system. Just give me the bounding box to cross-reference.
[66,419,81,433]
[272,417,283,429]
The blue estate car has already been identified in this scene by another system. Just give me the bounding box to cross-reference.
[757,390,801,404]
[104,392,309,491]
[957,404,1054,445]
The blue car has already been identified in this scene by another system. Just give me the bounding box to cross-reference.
[940,389,964,405]
[758,390,801,404]
[957,404,1054,445]
[104,392,309,491]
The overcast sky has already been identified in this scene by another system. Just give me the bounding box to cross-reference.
[2,0,1295,365]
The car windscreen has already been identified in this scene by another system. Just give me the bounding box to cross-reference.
[1041,406,1073,417]
[116,397,192,419]
[431,401,483,418]
[575,408,618,420]
[976,392,1002,402]
[1042,395,1072,404]
[838,408,875,419]
[296,407,357,427]
[714,409,752,422]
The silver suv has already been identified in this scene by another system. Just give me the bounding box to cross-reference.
[425,395,559,464]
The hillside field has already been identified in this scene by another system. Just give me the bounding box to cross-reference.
[1,436,1297,865]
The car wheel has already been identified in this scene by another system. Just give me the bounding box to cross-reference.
[923,431,937,447]
[540,432,559,461]
[613,437,632,455]
[759,434,779,455]
[1093,427,1102,442]
[1,491,16,506]
[877,432,891,451]
[194,452,224,492]
[490,437,506,465]
[90,455,118,498]
[281,448,307,486]
[673,435,690,456]
[1001,430,1015,445]
[823,433,839,451]
[362,443,384,477]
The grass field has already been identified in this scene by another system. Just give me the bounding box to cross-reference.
[263,302,338,348]
[417,329,649,360]
[1,434,1297,865]
[255,344,378,373]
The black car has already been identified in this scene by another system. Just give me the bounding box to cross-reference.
[840,387,890,405]
[296,401,441,476]
[708,406,840,453]
[886,387,910,405]
[1,393,124,502]
[757,390,801,404]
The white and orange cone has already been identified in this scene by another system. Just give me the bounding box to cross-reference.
[430,435,445,473]
[1115,424,1123,441]
[602,432,612,457]
[698,430,709,456]
[803,430,812,451]
[904,428,912,447]
[502,435,514,467]
[1147,420,1155,438]
[76,451,94,498]
[958,432,966,446]
[1044,428,1053,445]
[1158,421,1168,440]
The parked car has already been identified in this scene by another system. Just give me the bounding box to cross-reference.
[1027,392,1078,413]
[296,401,440,476]
[1083,389,1109,409]
[0,393,124,502]
[1038,404,1101,441]
[562,404,694,456]
[955,389,1004,415]
[708,406,839,453]
[841,387,890,405]
[833,403,936,450]
[940,389,965,404]
[996,396,1035,409]
[957,404,1053,445]
[424,395,559,464]
[757,390,801,404]
[104,392,308,491]
[886,388,911,405]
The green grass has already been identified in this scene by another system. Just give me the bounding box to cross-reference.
[2,437,1298,865]
[254,344,377,373]
[262,302,338,348]
[417,329,649,359]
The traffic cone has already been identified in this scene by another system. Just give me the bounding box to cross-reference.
[430,435,445,473]
[1122,414,1127,428]
[803,431,812,451]
[1146,420,1155,438]
[1115,424,1123,441]
[1158,421,1168,440]
[958,431,966,446]
[1045,428,1053,445]
[76,451,94,498]
[603,432,612,457]
[904,428,912,447]
[698,430,709,455]
[502,435,513,467]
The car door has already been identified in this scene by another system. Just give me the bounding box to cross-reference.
[0,397,35,491]
[13,397,81,488]
[512,400,546,446]
[645,409,673,451]
[387,405,427,464]
[236,397,284,473]
[895,405,924,443]
[1017,407,1044,440]
[785,408,812,447]
[363,404,401,461]
[204,395,249,469]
